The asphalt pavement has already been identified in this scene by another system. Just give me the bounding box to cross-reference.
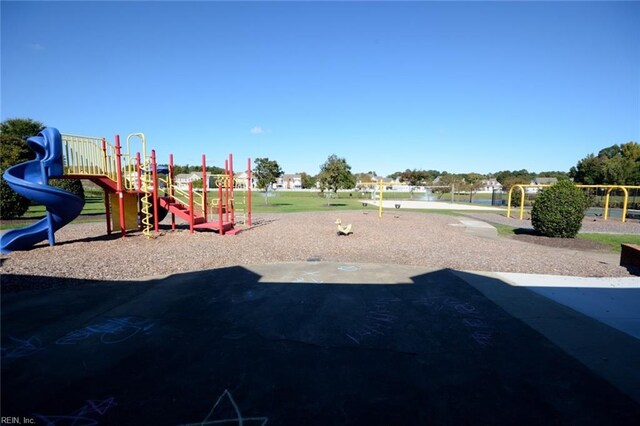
[2,261,639,425]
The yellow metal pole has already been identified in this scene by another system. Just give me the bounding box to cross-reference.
[507,187,513,218]
[102,138,108,175]
[622,187,629,223]
[519,185,525,220]
[63,139,70,174]
[74,144,79,174]
[604,188,611,221]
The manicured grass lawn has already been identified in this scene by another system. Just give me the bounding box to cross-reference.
[492,223,519,237]
[0,194,106,230]
[248,191,374,213]
[578,233,640,253]
[21,194,106,218]
[490,223,640,253]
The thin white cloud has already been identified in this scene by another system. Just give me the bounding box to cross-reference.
[26,43,45,51]
[250,126,265,135]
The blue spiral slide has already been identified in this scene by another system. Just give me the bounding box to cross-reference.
[1,128,84,254]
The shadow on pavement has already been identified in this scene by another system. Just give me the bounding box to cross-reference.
[2,266,639,425]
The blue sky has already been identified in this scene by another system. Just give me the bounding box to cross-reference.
[2,1,639,176]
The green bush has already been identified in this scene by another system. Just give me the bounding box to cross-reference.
[0,134,33,219]
[50,179,85,201]
[0,174,31,219]
[1,120,44,219]
[531,181,588,238]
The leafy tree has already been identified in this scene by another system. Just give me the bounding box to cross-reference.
[569,154,603,185]
[598,144,622,160]
[531,181,588,238]
[399,169,422,199]
[494,169,535,186]
[173,164,225,175]
[601,156,627,185]
[299,172,316,189]
[422,170,441,184]
[435,172,460,192]
[461,172,485,203]
[173,164,190,175]
[1,134,33,170]
[395,169,441,187]
[387,171,402,181]
[0,132,33,218]
[318,154,355,199]
[253,158,283,204]
[0,118,44,140]
[1,119,44,218]
[491,170,534,207]
[537,171,569,181]
[499,176,530,207]
[191,179,204,189]
[400,169,425,186]
[49,179,85,200]
[570,142,640,185]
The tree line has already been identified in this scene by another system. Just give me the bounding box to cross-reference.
[172,164,225,175]
[569,142,640,185]
[250,142,638,200]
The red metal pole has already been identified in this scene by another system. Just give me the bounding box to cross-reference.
[151,150,159,233]
[102,138,111,234]
[169,154,175,231]
[115,135,126,238]
[229,153,235,225]
[189,181,194,234]
[202,154,207,221]
[224,159,230,223]
[247,157,252,226]
[218,183,224,235]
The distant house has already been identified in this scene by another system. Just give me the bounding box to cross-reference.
[174,173,201,189]
[356,175,391,189]
[234,171,255,189]
[526,177,558,194]
[532,177,558,185]
[478,178,503,193]
[355,174,378,188]
[354,175,413,192]
[276,174,302,190]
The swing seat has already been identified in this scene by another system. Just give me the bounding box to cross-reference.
[337,223,352,235]
[335,219,353,236]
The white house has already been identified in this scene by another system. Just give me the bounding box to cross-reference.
[276,174,302,189]
[526,177,558,194]
[478,178,503,193]
[174,173,201,190]
[234,171,256,189]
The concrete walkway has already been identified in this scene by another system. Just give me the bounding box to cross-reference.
[365,199,505,211]
[2,262,639,425]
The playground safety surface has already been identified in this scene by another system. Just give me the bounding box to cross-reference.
[2,262,639,425]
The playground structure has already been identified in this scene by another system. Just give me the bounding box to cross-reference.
[507,184,640,223]
[0,127,252,254]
